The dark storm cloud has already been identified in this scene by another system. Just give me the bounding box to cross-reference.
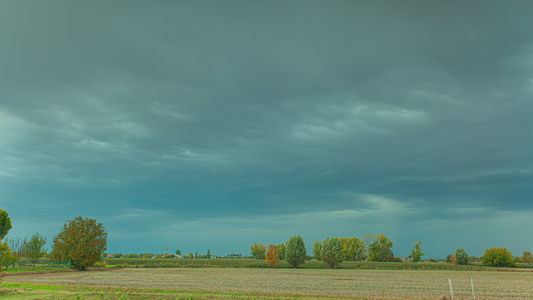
[1,1,532,256]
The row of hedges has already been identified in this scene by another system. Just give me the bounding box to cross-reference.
[103,258,498,271]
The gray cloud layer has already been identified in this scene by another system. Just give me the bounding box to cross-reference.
[1,1,532,257]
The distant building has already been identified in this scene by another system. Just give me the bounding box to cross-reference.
[226,253,242,258]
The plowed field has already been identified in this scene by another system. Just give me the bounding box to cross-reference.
[4,268,533,299]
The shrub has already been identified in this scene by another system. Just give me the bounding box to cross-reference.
[482,247,514,267]
[321,238,343,268]
[285,235,306,268]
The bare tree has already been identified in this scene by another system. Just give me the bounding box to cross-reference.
[8,237,29,257]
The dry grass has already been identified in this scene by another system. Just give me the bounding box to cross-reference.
[3,268,533,299]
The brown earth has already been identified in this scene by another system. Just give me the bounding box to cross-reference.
[3,268,533,299]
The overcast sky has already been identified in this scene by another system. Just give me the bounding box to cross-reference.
[1,1,532,258]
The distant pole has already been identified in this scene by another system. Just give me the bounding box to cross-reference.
[471,278,475,299]
[448,279,454,300]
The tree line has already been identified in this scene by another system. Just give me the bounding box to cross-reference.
[1,208,529,271]
[252,233,526,268]
[251,233,403,268]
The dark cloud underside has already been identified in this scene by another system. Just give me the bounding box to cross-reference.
[1,0,532,256]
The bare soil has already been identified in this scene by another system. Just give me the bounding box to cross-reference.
[3,268,533,299]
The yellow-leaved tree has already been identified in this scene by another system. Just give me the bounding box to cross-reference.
[265,244,279,268]
[338,237,366,261]
[250,243,266,259]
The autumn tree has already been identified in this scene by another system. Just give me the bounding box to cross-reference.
[285,235,306,268]
[481,247,514,267]
[0,239,18,272]
[449,254,457,264]
[313,241,322,260]
[521,251,533,264]
[410,241,424,263]
[265,244,279,268]
[339,237,366,261]
[27,233,47,264]
[455,248,468,265]
[250,243,266,259]
[367,233,395,262]
[276,243,286,260]
[0,209,12,239]
[321,237,343,268]
[51,216,107,270]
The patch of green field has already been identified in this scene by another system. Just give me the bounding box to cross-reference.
[0,282,328,299]
[3,267,70,274]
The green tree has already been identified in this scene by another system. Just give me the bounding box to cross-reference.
[0,209,12,239]
[207,249,211,258]
[367,233,394,262]
[339,237,366,261]
[27,233,47,264]
[51,216,107,270]
[321,237,343,268]
[276,243,286,260]
[455,248,468,265]
[285,235,306,268]
[265,244,279,268]
[175,249,181,256]
[410,241,424,263]
[481,247,514,267]
[313,241,322,260]
[250,243,266,259]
